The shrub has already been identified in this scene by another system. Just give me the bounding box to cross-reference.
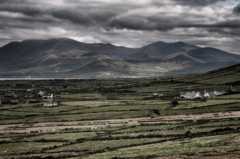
[171,100,178,106]
[152,109,160,115]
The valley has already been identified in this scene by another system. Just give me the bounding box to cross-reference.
[0,64,239,158]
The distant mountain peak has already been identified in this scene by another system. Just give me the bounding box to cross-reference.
[0,38,240,76]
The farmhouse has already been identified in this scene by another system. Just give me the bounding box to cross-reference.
[181,90,225,99]
[185,92,203,99]
[27,89,33,92]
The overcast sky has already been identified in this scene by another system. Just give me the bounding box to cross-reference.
[0,0,240,54]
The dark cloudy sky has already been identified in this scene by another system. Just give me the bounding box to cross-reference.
[0,0,240,54]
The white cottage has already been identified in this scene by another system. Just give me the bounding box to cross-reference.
[185,92,203,99]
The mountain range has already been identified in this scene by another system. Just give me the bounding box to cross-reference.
[0,38,239,78]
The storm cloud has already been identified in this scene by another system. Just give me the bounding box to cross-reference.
[0,0,240,54]
[234,4,240,14]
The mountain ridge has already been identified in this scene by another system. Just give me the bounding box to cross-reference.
[0,37,239,77]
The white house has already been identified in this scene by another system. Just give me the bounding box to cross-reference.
[185,92,203,99]
[181,90,225,99]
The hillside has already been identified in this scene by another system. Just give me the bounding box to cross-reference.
[177,63,240,85]
[68,59,237,78]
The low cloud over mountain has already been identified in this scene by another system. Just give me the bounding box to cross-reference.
[0,0,240,54]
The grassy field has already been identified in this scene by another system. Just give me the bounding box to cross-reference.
[215,94,240,99]
[82,134,240,159]
[57,93,106,99]
[0,78,239,158]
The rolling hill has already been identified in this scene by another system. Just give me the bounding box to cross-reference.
[177,63,240,85]
[68,59,238,78]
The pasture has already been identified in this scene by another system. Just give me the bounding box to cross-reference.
[0,78,239,158]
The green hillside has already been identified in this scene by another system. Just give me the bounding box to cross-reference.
[177,63,240,85]
[67,59,237,79]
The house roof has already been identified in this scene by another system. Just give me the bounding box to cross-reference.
[185,92,198,97]
[153,93,158,96]
[180,92,187,95]
[207,92,215,96]
[198,91,205,96]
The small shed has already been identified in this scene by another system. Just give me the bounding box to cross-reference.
[44,102,58,107]
[153,93,159,98]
